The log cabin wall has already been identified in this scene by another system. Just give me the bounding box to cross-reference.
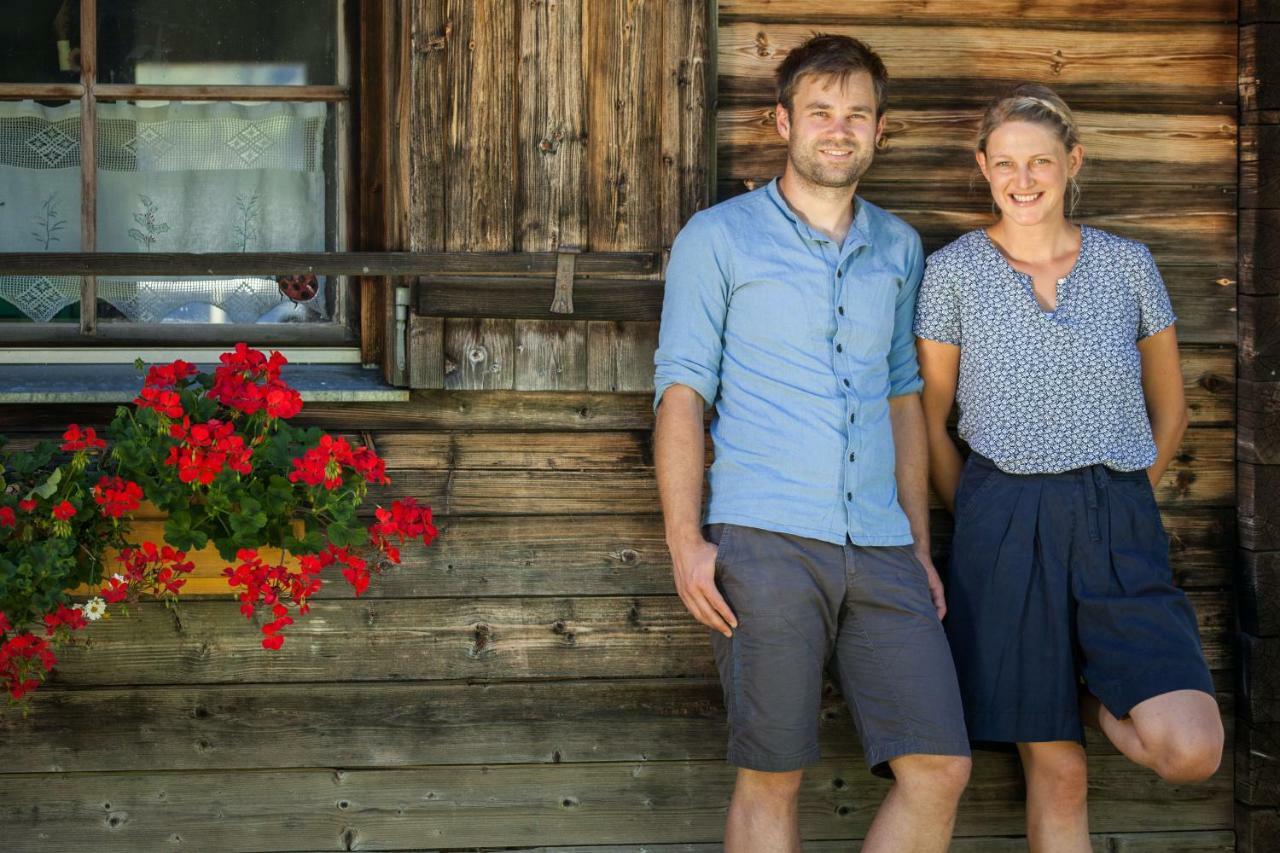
[1237,2,1280,851]
[0,1,1251,851]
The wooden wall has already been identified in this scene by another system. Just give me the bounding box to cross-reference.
[1236,3,1280,851]
[0,1,1249,851]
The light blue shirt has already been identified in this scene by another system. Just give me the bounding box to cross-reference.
[653,179,925,547]
[914,226,1175,474]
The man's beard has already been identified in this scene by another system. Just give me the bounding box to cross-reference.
[788,139,874,189]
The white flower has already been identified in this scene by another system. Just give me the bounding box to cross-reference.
[83,597,107,621]
[111,573,125,583]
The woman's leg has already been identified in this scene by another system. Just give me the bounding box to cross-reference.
[1018,741,1091,853]
[1082,689,1223,783]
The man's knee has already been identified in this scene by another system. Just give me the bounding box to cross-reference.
[890,754,972,801]
[735,768,805,804]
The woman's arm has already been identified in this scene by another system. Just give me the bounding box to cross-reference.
[1138,325,1189,488]
[917,338,965,514]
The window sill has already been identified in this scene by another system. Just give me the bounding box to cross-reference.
[0,364,408,404]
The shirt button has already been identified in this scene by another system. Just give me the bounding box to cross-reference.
[843,379,850,388]
[846,491,853,501]
[849,413,856,423]
[849,452,857,462]
[837,270,843,278]
[836,344,843,353]
[838,306,845,315]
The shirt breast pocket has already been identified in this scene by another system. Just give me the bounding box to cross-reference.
[846,269,900,357]
[730,276,830,347]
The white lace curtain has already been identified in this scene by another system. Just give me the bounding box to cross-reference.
[0,99,327,323]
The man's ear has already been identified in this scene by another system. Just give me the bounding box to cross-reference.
[775,102,791,142]
[875,113,886,147]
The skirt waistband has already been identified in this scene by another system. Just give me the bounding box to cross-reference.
[967,452,1149,483]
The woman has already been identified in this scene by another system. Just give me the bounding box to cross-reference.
[913,84,1224,852]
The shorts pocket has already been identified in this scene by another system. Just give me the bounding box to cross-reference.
[957,460,1003,519]
[713,524,737,577]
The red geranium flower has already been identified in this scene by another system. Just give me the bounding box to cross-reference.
[93,476,144,518]
[17,499,36,513]
[51,500,76,521]
[61,424,107,452]
[0,507,14,528]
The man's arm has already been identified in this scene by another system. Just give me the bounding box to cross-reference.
[654,384,737,637]
[890,392,946,620]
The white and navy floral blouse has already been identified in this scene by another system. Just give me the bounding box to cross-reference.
[913,225,1176,474]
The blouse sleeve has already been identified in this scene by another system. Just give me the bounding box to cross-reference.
[913,251,962,346]
[1135,245,1176,340]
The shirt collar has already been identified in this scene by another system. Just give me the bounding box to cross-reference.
[765,177,872,253]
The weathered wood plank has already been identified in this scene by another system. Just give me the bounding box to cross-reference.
[517,0,587,252]
[1242,24,1280,112]
[409,0,448,254]
[1241,552,1280,639]
[661,0,713,245]
[514,320,589,391]
[0,753,1231,852]
[1240,208,1280,295]
[443,318,516,390]
[1240,295,1280,381]
[1239,380,1280,464]
[1240,463,1280,551]
[0,345,1234,431]
[1241,633,1280,723]
[587,0,665,250]
[1241,124,1280,209]
[718,23,1236,109]
[256,833,1239,853]
[41,591,1231,686]
[0,678,1234,774]
[718,0,1236,22]
[407,314,445,389]
[444,0,516,251]
[420,276,665,321]
[420,267,1236,344]
[1237,722,1280,807]
[129,499,1229,598]
[719,108,1237,186]
[586,321,661,392]
[1236,804,1280,853]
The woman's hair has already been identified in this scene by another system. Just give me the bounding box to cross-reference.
[775,34,889,118]
[976,83,1080,155]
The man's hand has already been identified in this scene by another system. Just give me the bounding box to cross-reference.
[917,548,947,621]
[670,535,737,638]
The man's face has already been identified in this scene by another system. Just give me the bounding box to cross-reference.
[776,71,884,189]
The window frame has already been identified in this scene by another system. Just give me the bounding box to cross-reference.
[0,0,360,346]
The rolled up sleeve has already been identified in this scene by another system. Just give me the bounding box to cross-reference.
[887,232,925,397]
[653,213,732,411]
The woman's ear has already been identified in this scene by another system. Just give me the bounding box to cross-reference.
[975,150,990,181]
[1068,144,1085,177]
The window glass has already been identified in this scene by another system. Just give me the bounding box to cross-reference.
[98,0,339,86]
[0,100,82,323]
[0,1,82,85]
[93,100,333,324]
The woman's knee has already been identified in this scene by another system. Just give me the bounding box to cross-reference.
[1151,729,1223,783]
[1021,744,1089,811]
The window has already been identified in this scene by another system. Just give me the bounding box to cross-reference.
[0,0,356,344]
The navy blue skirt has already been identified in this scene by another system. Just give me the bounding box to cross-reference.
[944,453,1215,747]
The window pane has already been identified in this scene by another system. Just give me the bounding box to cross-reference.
[94,100,333,324]
[0,1,82,84]
[0,100,82,324]
[99,0,339,86]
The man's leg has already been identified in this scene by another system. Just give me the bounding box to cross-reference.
[725,768,804,853]
[862,753,971,853]
[1082,689,1222,783]
[1018,741,1091,853]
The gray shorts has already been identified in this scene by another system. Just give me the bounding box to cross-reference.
[707,523,970,777]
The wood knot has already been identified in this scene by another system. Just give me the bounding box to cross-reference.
[561,797,580,808]
[470,623,493,656]
[619,548,639,565]
[754,32,771,57]
[467,345,488,364]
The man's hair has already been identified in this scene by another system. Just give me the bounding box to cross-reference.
[774,34,889,118]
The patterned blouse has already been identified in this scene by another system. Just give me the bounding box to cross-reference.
[913,225,1176,474]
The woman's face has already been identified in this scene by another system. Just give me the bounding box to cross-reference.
[976,120,1084,228]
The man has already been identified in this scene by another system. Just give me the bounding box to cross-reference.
[653,35,971,852]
